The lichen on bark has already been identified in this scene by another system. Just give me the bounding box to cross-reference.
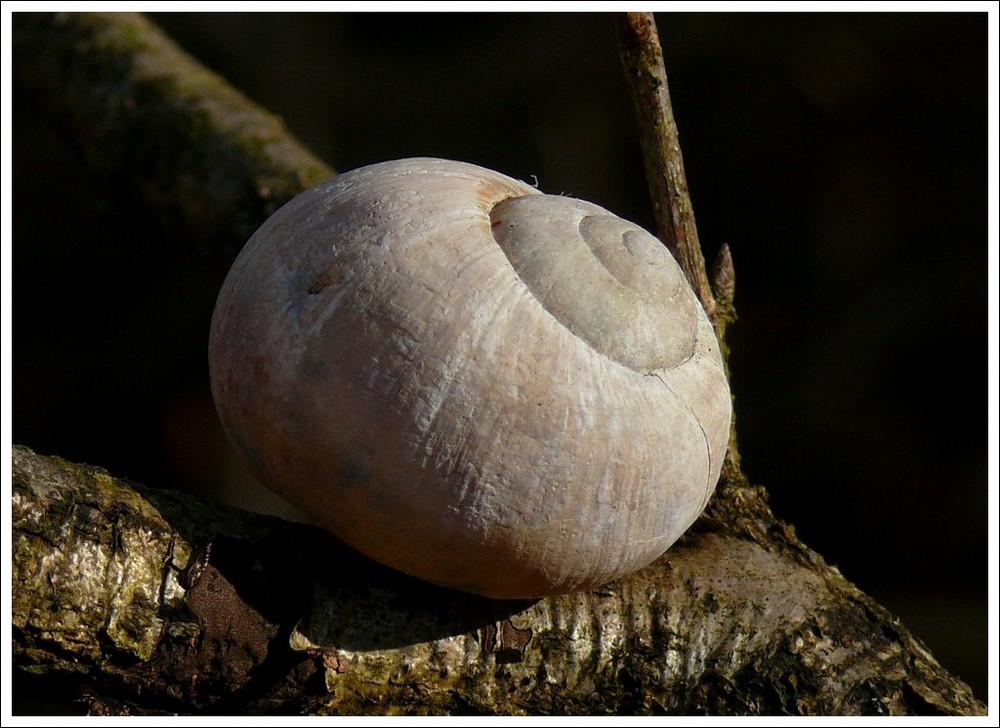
[12,445,985,716]
[13,451,191,667]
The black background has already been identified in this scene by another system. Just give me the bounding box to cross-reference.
[13,13,988,699]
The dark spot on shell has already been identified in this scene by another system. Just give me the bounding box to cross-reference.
[233,430,265,476]
[303,358,328,380]
[308,265,347,295]
[340,456,371,489]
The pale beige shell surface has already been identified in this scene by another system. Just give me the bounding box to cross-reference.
[209,157,731,599]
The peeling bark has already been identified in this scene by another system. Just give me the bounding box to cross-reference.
[12,446,985,716]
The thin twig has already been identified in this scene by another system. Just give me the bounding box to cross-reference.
[616,12,718,320]
[617,12,743,482]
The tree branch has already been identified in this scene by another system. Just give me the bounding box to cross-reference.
[618,12,743,483]
[616,12,719,321]
[13,445,984,715]
[12,12,333,269]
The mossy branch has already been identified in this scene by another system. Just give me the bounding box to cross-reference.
[12,11,333,270]
[13,445,984,715]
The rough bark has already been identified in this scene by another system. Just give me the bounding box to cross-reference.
[9,11,987,717]
[12,445,984,715]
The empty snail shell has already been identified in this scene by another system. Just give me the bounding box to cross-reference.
[209,157,731,599]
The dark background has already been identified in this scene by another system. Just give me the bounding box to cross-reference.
[13,13,988,699]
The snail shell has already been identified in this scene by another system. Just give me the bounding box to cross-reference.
[209,158,731,599]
